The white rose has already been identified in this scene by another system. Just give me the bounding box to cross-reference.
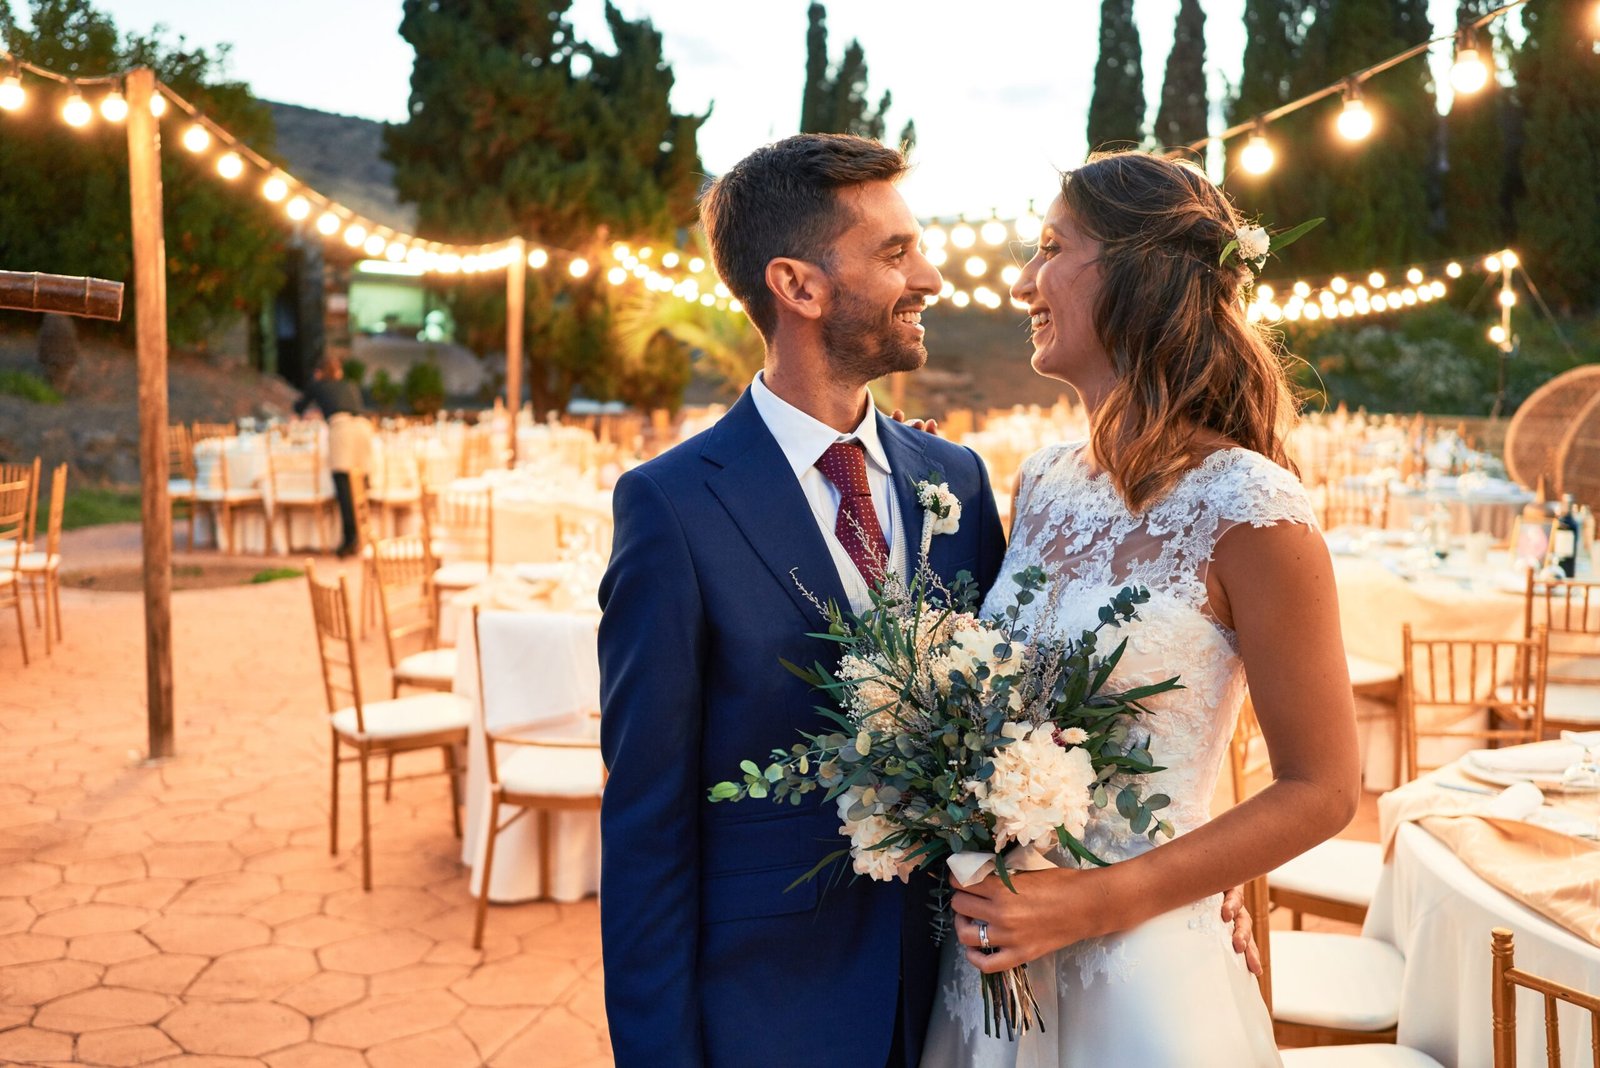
[1057,726,1088,746]
[918,483,962,536]
[1237,225,1269,262]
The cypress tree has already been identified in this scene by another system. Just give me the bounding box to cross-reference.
[384,0,705,409]
[1087,0,1145,149]
[1441,1,1509,254]
[798,3,894,140]
[1155,0,1209,150]
[1227,0,1312,259]
[1512,0,1600,311]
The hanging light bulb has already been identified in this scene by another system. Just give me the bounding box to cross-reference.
[1014,201,1043,244]
[363,233,386,257]
[285,196,311,222]
[951,219,976,249]
[568,257,590,278]
[1256,284,1275,303]
[1450,27,1490,94]
[1406,267,1424,285]
[181,122,211,153]
[926,247,948,268]
[1445,262,1462,279]
[1484,254,1502,273]
[963,255,987,278]
[980,215,1007,246]
[1501,250,1519,269]
[1335,81,1373,142]
[262,175,289,202]
[386,242,407,262]
[0,70,25,112]
[1292,280,1311,298]
[1498,288,1517,308]
[343,223,367,248]
[528,248,549,269]
[99,90,128,123]
[1330,276,1349,294]
[148,91,166,117]
[1367,271,1385,288]
[62,87,92,128]
[1240,122,1275,175]
[923,224,949,250]
[316,211,340,236]
[215,152,244,180]
[688,256,706,273]
[1488,324,1507,345]
[951,291,971,309]
[1000,264,1022,286]
[607,267,627,286]
[661,251,680,268]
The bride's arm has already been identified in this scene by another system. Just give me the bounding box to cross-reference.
[949,519,1360,972]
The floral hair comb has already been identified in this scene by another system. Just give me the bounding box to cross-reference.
[1219,216,1323,279]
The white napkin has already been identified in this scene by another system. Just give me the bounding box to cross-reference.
[1482,780,1544,820]
[1469,742,1583,776]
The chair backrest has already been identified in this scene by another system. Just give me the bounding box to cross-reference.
[1490,927,1600,1068]
[427,485,493,566]
[167,424,194,481]
[267,434,325,501]
[303,560,365,730]
[1321,479,1390,530]
[41,464,66,558]
[1524,573,1600,688]
[0,478,28,570]
[1243,875,1274,1015]
[350,471,375,552]
[371,536,437,670]
[0,458,40,543]
[190,422,233,444]
[1228,695,1270,805]
[553,501,614,560]
[1400,624,1549,782]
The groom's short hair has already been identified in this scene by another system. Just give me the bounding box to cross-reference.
[699,133,908,340]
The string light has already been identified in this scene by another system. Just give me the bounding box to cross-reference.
[1445,262,1463,278]
[1501,250,1518,269]
[926,247,948,267]
[285,195,310,222]
[262,176,288,202]
[660,251,679,268]
[1484,254,1502,272]
[964,255,987,278]
[99,90,128,123]
[1367,271,1385,288]
[1014,202,1043,244]
[386,242,407,262]
[1489,324,1508,344]
[0,71,24,111]
[1240,122,1274,175]
[688,257,705,273]
[528,248,549,269]
[1450,26,1490,94]
[1001,265,1022,286]
[950,220,976,249]
[568,257,590,278]
[181,122,210,153]
[215,152,243,180]
[148,91,166,117]
[980,216,1007,246]
[315,211,340,236]
[1405,267,1423,284]
[1335,81,1373,142]
[61,87,91,128]
[363,233,386,257]
[1498,289,1517,307]
[923,225,948,250]
[343,223,367,248]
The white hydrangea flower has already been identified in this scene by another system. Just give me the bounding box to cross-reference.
[836,788,914,882]
[1237,225,1269,262]
[967,724,1096,853]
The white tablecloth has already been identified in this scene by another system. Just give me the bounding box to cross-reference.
[193,434,331,553]
[1366,821,1600,1067]
[448,583,602,903]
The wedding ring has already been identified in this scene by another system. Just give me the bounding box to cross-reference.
[977,920,991,950]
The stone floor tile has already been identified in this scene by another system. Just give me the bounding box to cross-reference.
[275,869,358,895]
[141,915,271,957]
[0,1025,75,1063]
[143,1056,268,1066]
[366,962,471,998]
[0,803,58,830]
[321,886,450,927]
[0,931,67,966]
[96,878,188,911]
[64,854,148,887]
[76,1024,183,1066]
[144,812,254,846]
[29,881,101,913]
[159,1001,310,1057]
[186,946,319,1002]
[563,974,607,1032]
[0,1002,31,1030]
[260,1042,366,1068]
[32,903,155,938]
[448,954,577,1009]
[316,930,432,976]
[0,896,34,934]
[0,860,62,897]
[241,892,322,928]
[366,1025,482,1068]
[33,986,176,1032]
[0,957,104,1004]
[311,990,465,1049]
[272,972,366,1019]
[68,932,159,966]
[103,953,209,995]
[240,849,329,877]
[489,1005,611,1068]
[269,915,375,951]
[166,873,282,917]
[144,844,243,881]
[455,1005,540,1062]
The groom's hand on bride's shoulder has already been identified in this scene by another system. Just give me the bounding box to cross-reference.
[889,408,940,437]
[1220,886,1263,977]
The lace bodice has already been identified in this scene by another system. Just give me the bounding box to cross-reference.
[986,442,1317,865]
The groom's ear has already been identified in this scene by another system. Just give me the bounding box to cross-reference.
[765,257,827,322]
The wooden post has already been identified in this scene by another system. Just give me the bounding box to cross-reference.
[504,236,526,468]
[126,69,175,759]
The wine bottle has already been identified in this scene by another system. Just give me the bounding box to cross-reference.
[1555,494,1580,578]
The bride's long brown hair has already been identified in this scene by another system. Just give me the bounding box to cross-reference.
[1060,150,1300,512]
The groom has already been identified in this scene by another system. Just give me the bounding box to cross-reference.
[598,134,1006,1067]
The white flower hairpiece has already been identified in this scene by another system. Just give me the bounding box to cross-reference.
[1219,216,1323,281]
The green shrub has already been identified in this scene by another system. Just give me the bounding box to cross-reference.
[0,369,64,405]
[403,359,446,416]
[369,368,401,410]
[249,567,303,584]
[341,357,368,388]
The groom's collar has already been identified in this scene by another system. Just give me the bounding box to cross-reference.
[747,371,892,479]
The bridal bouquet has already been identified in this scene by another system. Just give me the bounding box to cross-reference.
[709,489,1179,1039]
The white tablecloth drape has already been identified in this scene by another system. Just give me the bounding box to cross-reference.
[451,603,601,903]
[1366,821,1600,1067]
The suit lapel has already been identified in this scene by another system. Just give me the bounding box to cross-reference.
[704,392,849,625]
[876,413,932,577]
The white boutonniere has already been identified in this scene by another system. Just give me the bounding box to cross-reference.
[915,475,961,563]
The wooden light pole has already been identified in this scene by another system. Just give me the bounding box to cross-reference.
[504,236,525,467]
[126,68,175,759]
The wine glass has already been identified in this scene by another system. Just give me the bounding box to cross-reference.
[1559,731,1600,836]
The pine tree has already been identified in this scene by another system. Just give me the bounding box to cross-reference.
[384,0,706,409]
[799,3,894,140]
[1512,0,1600,311]
[0,0,284,347]
[1441,1,1509,254]
[1155,0,1208,150]
[1087,0,1145,149]
[1227,0,1313,259]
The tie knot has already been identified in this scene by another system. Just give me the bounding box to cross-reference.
[816,440,872,498]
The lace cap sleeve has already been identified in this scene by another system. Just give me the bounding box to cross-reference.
[1013,440,1083,521]
[1210,450,1319,531]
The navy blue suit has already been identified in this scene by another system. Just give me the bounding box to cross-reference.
[598,390,1006,1067]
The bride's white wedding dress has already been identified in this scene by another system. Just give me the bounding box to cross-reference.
[922,442,1317,1068]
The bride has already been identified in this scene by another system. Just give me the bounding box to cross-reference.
[922,151,1360,1067]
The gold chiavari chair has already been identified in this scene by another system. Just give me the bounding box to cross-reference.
[0,457,40,554]
[167,424,198,550]
[1521,572,1600,734]
[304,561,470,890]
[1321,478,1392,531]
[18,464,65,654]
[0,478,31,666]
[189,421,233,444]
[1228,697,1383,932]
[1491,928,1600,1068]
[1400,624,1550,784]
[421,484,494,619]
[469,606,605,948]
[195,434,267,553]
[267,433,337,553]
[372,536,456,697]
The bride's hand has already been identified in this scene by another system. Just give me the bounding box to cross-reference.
[949,868,1105,974]
[889,408,941,437]
[1219,885,1262,976]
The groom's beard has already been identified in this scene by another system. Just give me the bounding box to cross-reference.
[821,286,928,383]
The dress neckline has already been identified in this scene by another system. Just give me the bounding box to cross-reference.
[1059,442,1251,508]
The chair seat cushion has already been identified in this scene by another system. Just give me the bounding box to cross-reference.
[197,489,262,502]
[373,488,421,504]
[17,552,59,573]
[168,478,196,496]
[1271,931,1404,1031]
[1495,681,1600,724]
[1271,838,1384,907]
[276,492,333,505]
[1281,1046,1444,1067]
[1347,654,1400,690]
[330,692,470,740]
[498,743,605,799]
[0,569,12,585]
[396,648,458,684]
[433,561,490,589]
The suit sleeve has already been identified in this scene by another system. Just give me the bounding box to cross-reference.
[967,445,1007,595]
[597,468,707,1067]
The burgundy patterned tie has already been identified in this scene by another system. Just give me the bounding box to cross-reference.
[815,440,889,588]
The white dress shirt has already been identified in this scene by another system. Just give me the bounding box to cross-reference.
[749,372,906,615]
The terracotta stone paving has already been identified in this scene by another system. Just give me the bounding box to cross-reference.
[1,533,611,1067]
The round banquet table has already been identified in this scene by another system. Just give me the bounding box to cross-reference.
[1365,821,1600,1067]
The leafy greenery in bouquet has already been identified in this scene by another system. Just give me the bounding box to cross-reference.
[708,563,1180,1037]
